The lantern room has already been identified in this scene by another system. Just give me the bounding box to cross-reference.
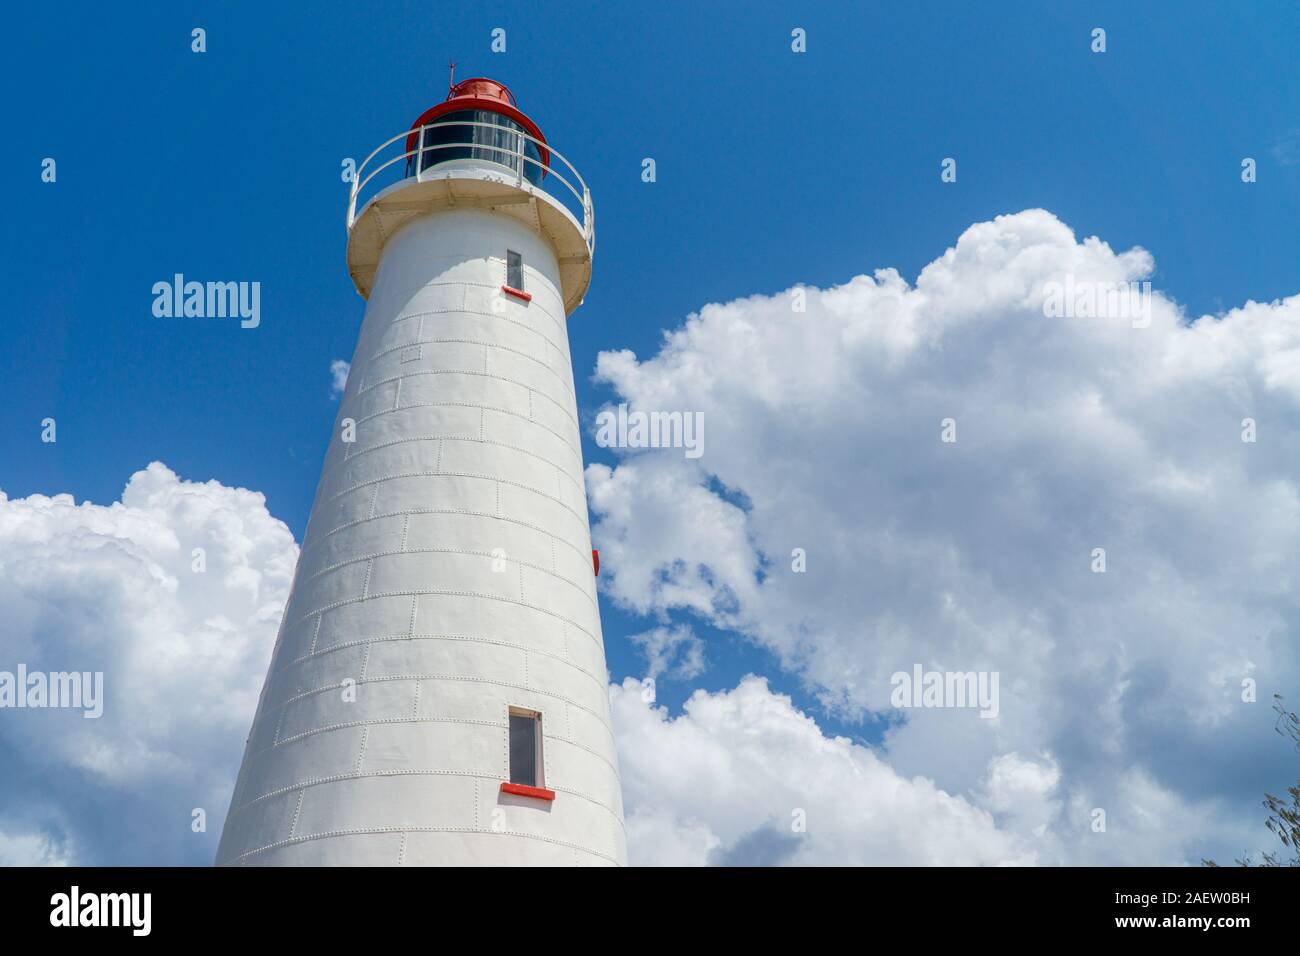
[404,77,550,185]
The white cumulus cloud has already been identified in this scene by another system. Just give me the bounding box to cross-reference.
[629,624,706,681]
[588,209,1298,864]
[0,463,297,865]
[612,676,1032,865]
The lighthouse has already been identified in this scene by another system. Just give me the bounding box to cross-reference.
[216,77,627,866]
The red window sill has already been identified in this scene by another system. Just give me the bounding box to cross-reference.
[502,285,532,302]
[500,782,556,801]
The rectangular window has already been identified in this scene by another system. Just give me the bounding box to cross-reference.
[508,708,542,788]
[506,250,524,292]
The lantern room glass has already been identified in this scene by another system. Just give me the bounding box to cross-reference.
[415,109,545,185]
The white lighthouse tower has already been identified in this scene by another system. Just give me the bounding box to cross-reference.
[216,77,626,866]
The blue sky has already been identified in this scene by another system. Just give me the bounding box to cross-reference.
[8,0,1297,676]
[3,1,1300,865]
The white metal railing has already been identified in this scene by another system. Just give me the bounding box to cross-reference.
[347,119,594,256]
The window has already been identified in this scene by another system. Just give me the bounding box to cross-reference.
[506,250,524,293]
[416,109,544,185]
[508,708,542,787]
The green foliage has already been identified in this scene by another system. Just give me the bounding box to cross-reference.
[1203,695,1300,867]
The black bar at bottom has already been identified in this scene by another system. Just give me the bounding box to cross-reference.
[0,865,1285,941]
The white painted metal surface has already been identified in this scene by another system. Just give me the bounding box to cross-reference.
[216,137,626,866]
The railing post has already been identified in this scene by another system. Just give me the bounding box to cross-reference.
[516,131,526,186]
